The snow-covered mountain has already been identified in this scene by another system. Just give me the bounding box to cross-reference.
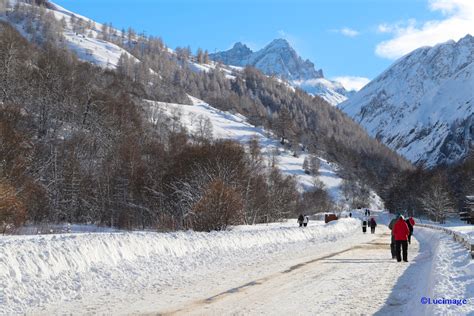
[210,39,352,105]
[211,39,323,81]
[340,35,474,167]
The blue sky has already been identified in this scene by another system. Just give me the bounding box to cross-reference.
[54,0,473,90]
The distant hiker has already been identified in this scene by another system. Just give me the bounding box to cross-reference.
[388,215,399,259]
[406,217,415,244]
[303,215,309,227]
[393,215,410,262]
[362,220,367,233]
[349,212,352,218]
[364,209,368,216]
[369,218,377,234]
[367,209,371,216]
[298,214,304,227]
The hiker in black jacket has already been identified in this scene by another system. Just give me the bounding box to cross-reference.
[369,218,377,234]
[405,218,414,244]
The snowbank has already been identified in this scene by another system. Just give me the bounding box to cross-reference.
[415,218,474,243]
[0,218,359,314]
[414,227,474,315]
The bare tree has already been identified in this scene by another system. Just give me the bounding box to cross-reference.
[196,48,203,64]
[193,114,213,143]
[274,107,293,145]
[419,176,454,223]
[309,155,320,176]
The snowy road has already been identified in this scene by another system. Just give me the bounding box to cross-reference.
[157,227,422,315]
[16,221,474,315]
[37,226,435,315]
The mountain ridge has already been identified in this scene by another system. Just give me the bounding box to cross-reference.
[340,34,474,167]
[210,39,351,105]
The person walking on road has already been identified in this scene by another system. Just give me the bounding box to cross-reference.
[406,216,415,244]
[362,220,367,233]
[393,215,410,262]
[297,214,304,227]
[303,215,309,227]
[388,215,398,259]
[369,218,377,234]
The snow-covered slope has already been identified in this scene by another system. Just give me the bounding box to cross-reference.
[210,39,352,105]
[145,97,346,202]
[340,35,474,166]
[292,77,351,106]
[3,1,137,68]
[49,2,140,68]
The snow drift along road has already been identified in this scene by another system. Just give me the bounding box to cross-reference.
[0,219,359,315]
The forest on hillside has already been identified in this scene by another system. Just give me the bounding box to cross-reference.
[0,20,310,233]
[1,1,471,233]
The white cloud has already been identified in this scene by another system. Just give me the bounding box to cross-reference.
[339,27,360,37]
[332,76,370,91]
[376,19,418,34]
[376,0,474,59]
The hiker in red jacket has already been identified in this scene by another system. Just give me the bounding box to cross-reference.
[393,215,410,262]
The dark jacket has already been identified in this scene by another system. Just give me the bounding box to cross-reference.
[406,219,413,233]
[388,218,397,235]
[370,218,377,228]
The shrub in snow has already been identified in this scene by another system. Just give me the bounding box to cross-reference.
[190,179,243,231]
[0,180,26,234]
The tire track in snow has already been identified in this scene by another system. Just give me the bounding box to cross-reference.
[159,234,394,315]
